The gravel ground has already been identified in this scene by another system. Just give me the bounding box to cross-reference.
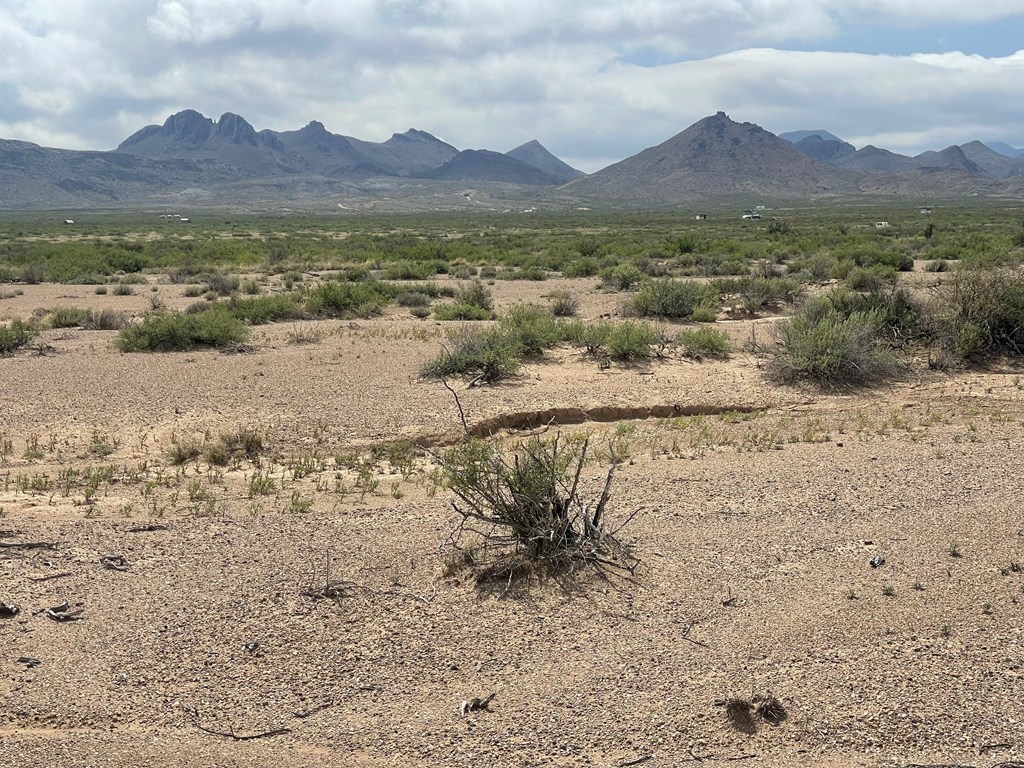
[2,278,1023,767]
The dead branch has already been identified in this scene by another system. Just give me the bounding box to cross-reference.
[45,601,84,622]
[618,756,652,767]
[127,524,168,533]
[0,541,57,550]
[195,724,291,741]
[29,572,72,583]
[442,377,470,436]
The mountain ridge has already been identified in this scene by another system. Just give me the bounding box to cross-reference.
[4,110,1024,209]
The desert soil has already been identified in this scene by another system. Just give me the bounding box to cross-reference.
[1,276,1023,768]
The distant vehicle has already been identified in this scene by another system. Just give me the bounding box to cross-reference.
[742,213,762,220]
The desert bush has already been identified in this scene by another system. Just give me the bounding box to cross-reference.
[438,435,637,579]
[183,284,205,297]
[51,306,93,328]
[626,278,718,320]
[600,263,645,291]
[677,327,731,359]
[112,283,135,296]
[0,320,34,354]
[455,281,493,310]
[421,328,521,383]
[924,260,949,273]
[240,279,262,295]
[167,438,203,465]
[410,306,431,319]
[713,276,803,313]
[207,272,241,296]
[434,303,493,321]
[932,268,1024,360]
[86,309,129,330]
[845,265,897,292]
[395,291,431,307]
[690,306,718,323]
[605,320,659,360]
[499,304,562,356]
[765,307,900,388]
[227,294,303,324]
[94,285,108,295]
[563,258,600,278]
[549,289,579,317]
[116,310,249,352]
[304,281,390,318]
[807,287,924,346]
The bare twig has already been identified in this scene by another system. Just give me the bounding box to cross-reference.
[618,756,653,767]
[0,541,57,550]
[682,621,709,649]
[292,702,334,719]
[29,571,72,583]
[195,724,291,741]
[442,377,470,437]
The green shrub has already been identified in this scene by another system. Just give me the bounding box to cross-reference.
[549,289,579,317]
[410,306,431,319]
[86,309,129,330]
[600,263,645,291]
[455,281,493,310]
[846,265,897,292]
[924,260,949,273]
[677,327,731,359]
[112,283,135,296]
[690,306,718,323]
[207,272,240,295]
[626,278,718,319]
[933,268,1024,360]
[395,291,431,307]
[304,281,390,318]
[116,310,249,352]
[227,294,303,324]
[0,320,34,354]
[563,258,600,278]
[766,308,900,388]
[421,327,521,382]
[500,304,561,356]
[51,306,93,328]
[605,320,659,360]
[94,285,108,295]
[434,303,493,321]
[240,279,262,295]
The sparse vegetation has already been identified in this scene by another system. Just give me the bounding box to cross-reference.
[438,435,638,579]
[116,310,249,352]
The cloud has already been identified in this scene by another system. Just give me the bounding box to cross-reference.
[0,1,1022,168]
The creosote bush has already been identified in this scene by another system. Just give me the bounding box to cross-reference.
[0,319,34,354]
[439,434,638,580]
[677,326,731,359]
[116,310,249,352]
[766,304,901,389]
[626,278,719,319]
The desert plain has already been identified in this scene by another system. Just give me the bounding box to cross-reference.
[1,210,1023,768]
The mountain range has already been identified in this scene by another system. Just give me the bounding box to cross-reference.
[1,109,1022,210]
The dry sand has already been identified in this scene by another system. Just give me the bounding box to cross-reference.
[2,277,1023,767]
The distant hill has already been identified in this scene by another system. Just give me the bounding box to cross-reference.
[780,129,846,144]
[565,112,857,202]
[793,135,856,163]
[423,149,563,185]
[987,141,1024,159]
[4,109,1024,209]
[959,141,1024,178]
[505,140,584,183]
[118,110,458,178]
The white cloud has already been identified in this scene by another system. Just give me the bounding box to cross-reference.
[0,1,1022,168]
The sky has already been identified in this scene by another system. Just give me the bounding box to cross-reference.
[2,1,1024,173]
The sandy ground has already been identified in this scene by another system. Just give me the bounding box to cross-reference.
[2,276,1024,768]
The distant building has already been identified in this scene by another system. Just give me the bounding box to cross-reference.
[876,221,890,228]
[920,207,934,215]
[695,213,708,221]
[179,217,191,222]
[63,219,74,225]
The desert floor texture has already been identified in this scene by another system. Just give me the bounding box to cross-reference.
[1,276,1023,768]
